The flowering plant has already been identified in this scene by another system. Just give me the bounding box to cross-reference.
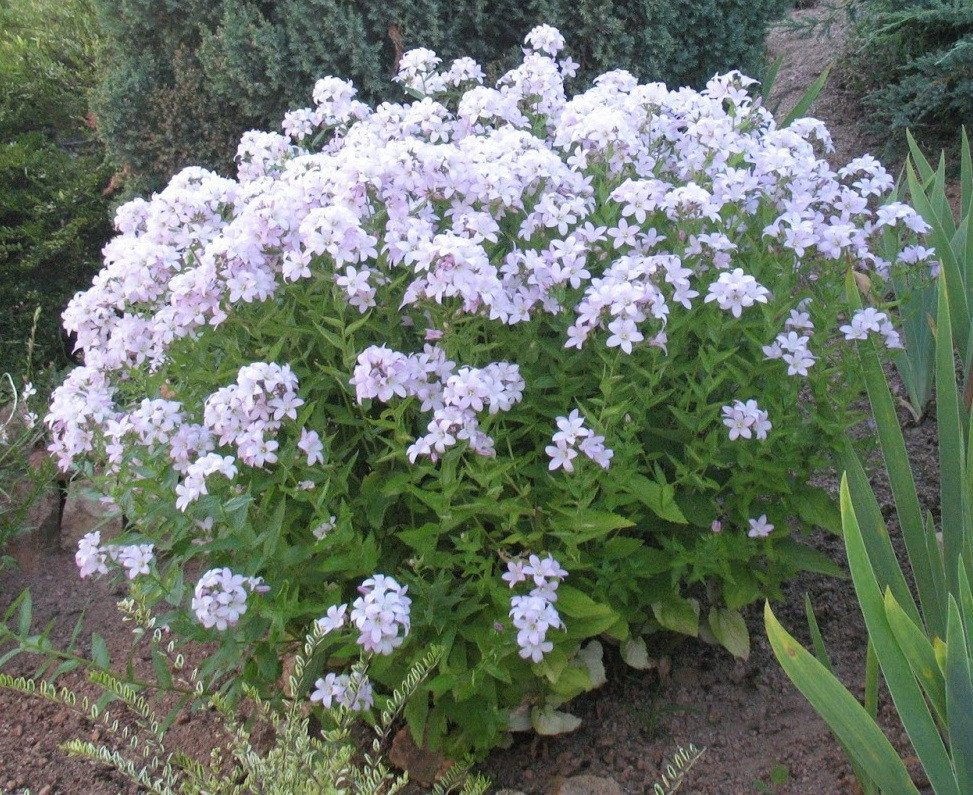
[46,26,932,753]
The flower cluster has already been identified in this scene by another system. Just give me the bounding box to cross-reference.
[311,670,374,712]
[545,409,613,472]
[191,568,268,631]
[504,555,567,662]
[351,345,524,462]
[840,308,903,349]
[75,531,155,581]
[350,574,412,655]
[44,24,929,504]
[722,399,772,441]
[306,575,412,712]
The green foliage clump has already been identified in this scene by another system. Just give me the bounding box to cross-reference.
[93,0,789,191]
[0,0,113,377]
[845,0,973,152]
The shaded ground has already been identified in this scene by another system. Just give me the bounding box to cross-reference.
[0,3,933,793]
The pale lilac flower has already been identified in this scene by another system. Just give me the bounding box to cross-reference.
[116,544,154,579]
[705,269,769,318]
[316,603,348,634]
[748,515,774,538]
[76,531,108,578]
[298,428,325,466]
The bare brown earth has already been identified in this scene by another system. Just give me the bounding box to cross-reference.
[0,3,934,793]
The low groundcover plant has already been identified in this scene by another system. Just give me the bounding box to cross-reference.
[45,25,933,753]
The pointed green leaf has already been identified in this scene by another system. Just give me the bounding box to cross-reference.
[708,608,749,659]
[837,442,923,626]
[846,272,941,633]
[946,597,973,786]
[884,590,946,726]
[804,594,834,674]
[841,477,959,795]
[780,64,832,128]
[765,602,918,794]
[936,280,968,594]
[91,633,110,670]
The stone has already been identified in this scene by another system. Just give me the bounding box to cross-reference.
[547,774,624,795]
[60,479,122,548]
[388,726,452,788]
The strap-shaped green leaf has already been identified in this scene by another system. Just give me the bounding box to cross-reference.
[765,601,917,794]
[846,271,942,632]
[885,589,947,725]
[946,598,973,786]
[842,477,960,795]
[838,439,921,625]
[936,280,969,595]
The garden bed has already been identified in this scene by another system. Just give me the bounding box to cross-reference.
[0,2,943,792]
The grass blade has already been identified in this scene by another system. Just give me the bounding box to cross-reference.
[961,127,971,220]
[907,161,971,358]
[837,440,921,625]
[884,590,947,725]
[780,64,832,128]
[804,594,834,673]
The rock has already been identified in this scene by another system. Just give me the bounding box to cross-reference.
[496,790,528,795]
[388,727,452,788]
[38,786,52,795]
[547,774,624,795]
[60,479,121,548]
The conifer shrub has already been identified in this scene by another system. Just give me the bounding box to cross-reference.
[93,0,789,191]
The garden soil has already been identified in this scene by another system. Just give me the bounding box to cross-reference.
[0,4,935,792]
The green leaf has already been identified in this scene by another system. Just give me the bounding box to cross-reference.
[531,707,581,736]
[708,608,749,660]
[945,597,973,787]
[652,596,699,637]
[576,640,606,689]
[935,280,967,595]
[780,64,831,128]
[622,475,687,524]
[765,602,918,794]
[91,633,110,670]
[551,509,635,545]
[840,477,959,795]
[16,590,31,636]
[837,440,921,625]
[621,636,651,670]
[151,646,173,690]
[907,161,970,357]
[884,590,946,726]
[804,594,834,674]
[794,486,842,535]
[776,540,844,578]
[847,271,942,634]
[556,586,620,637]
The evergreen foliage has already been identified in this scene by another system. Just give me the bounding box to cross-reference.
[93,0,789,191]
[0,0,112,376]
[846,0,973,151]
